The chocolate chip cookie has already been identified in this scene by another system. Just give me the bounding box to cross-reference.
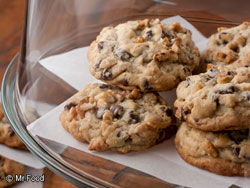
[88,19,200,91]
[0,155,25,187]
[174,65,250,131]
[204,22,250,66]
[0,103,27,150]
[59,83,174,153]
[175,122,250,176]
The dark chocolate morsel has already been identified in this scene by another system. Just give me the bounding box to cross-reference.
[233,147,240,157]
[117,50,132,61]
[128,111,140,124]
[161,30,172,42]
[160,107,173,117]
[214,98,220,106]
[194,118,199,122]
[98,41,105,50]
[101,68,113,80]
[99,84,114,89]
[219,86,235,95]
[125,137,132,143]
[110,105,124,118]
[96,108,106,119]
[8,127,15,137]
[117,131,121,138]
[146,30,153,38]
[94,60,102,69]
[64,102,77,111]
[120,79,128,86]
[143,80,149,90]
[0,157,4,166]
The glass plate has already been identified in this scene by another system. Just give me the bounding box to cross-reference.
[2,0,250,187]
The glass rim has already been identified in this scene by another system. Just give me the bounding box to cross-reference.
[1,54,108,188]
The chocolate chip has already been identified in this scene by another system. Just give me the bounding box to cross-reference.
[223,40,228,45]
[128,111,140,124]
[125,137,132,143]
[246,156,250,161]
[98,41,105,50]
[161,30,172,42]
[64,102,77,111]
[233,147,240,157]
[143,80,149,90]
[146,30,153,38]
[101,68,113,80]
[214,98,220,106]
[96,108,106,119]
[160,107,173,117]
[117,131,121,138]
[110,105,124,118]
[180,107,185,121]
[183,67,190,73]
[207,68,219,78]
[8,127,15,137]
[120,79,128,86]
[0,157,4,166]
[94,60,102,69]
[99,84,114,89]
[186,77,191,87]
[194,118,199,122]
[219,86,235,95]
[156,125,177,144]
[117,50,132,61]
[242,91,250,101]
[227,131,248,145]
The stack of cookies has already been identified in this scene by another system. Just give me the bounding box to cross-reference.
[174,22,250,176]
[0,103,25,187]
[59,19,200,153]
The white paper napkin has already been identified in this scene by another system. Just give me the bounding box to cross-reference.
[28,16,249,188]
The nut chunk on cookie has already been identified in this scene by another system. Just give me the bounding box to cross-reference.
[174,65,250,131]
[204,22,250,66]
[88,19,200,91]
[175,122,250,177]
[59,83,173,153]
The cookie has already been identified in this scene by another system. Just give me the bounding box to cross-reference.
[174,65,250,131]
[204,22,250,66]
[88,19,200,91]
[175,122,250,177]
[59,83,174,153]
[0,155,25,187]
[0,103,27,150]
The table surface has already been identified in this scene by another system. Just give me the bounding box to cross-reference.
[0,0,250,188]
[0,0,76,187]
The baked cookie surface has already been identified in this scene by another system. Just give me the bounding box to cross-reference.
[204,22,250,66]
[175,122,250,177]
[0,103,27,150]
[0,155,25,187]
[60,83,173,153]
[174,65,250,131]
[88,19,200,91]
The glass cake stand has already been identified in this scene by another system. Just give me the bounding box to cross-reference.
[2,0,250,187]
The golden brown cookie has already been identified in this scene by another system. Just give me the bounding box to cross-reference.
[175,122,250,177]
[88,19,200,91]
[174,65,250,131]
[60,83,174,153]
[0,103,27,150]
